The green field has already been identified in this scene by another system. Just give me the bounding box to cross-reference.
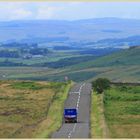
[0,65,139,83]
[104,85,140,138]
[0,46,139,82]
[0,80,71,138]
[91,85,140,138]
[0,49,87,66]
[70,46,140,70]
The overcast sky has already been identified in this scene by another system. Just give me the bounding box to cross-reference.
[0,2,140,21]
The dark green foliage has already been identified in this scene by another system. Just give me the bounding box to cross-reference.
[11,81,46,90]
[92,78,111,94]
[10,81,68,93]
[0,42,37,48]
[0,59,27,67]
[35,55,96,68]
[29,47,49,55]
[118,85,128,92]
[0,50,19,58]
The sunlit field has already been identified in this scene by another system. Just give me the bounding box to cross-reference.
[104,85,140,138]
[0,80,71,138]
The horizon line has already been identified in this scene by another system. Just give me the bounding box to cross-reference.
[1,17,140,22]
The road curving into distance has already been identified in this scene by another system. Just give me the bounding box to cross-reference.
[52,83,92,138]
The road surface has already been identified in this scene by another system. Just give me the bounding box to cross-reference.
[52,83,92,138]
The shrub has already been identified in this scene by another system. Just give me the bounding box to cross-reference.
[92,78,111,94]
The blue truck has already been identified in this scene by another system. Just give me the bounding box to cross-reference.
[64,108,77,123]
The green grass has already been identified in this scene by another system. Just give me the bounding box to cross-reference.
[70,46,140,70]
[34,81,73,138]
[0,65,139,83]
[0,50,84,65]
[10,81,47,90]
[0,47,139,82]
[91,91,105,138]
[90,91,109,138]
[104,85,140,138]
[42,71,97,82]
[10,81,67,91]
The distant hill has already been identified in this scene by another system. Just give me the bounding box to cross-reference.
[44,46,140,82]
[1,18,140,49]
[70,46,140,70]
[0,46,139,82]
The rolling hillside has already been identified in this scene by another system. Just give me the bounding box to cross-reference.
[0,46,139,82]
[70,46,140,69]
[44,46,140,82]
[66,46,140,82]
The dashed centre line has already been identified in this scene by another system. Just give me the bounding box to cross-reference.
[67,83,85,138]
[69,91,80,94]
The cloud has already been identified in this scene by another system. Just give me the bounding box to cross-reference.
[10,8,32,20]
[36,6,61,19]
[0,2,140,21]
[0,2,32,20]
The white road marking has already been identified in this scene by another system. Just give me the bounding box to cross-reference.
[76,83,85,109]
[68,123,77,138]
[68,83,85,138]
[69,91,80,94]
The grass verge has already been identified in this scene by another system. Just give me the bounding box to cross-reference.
[90,90,109,138]
[91,85,140,138]
[34,81,72,138]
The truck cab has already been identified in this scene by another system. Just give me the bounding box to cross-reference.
[64,108,77,123]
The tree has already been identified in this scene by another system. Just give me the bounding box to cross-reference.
[92,78,110,94]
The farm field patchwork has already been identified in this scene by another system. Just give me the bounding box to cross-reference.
[0,47,139,82]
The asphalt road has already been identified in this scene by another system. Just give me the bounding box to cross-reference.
[52,83,92,138]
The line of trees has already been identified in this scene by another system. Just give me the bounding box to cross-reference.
[0,50,19,58]
[0,47,50,58]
